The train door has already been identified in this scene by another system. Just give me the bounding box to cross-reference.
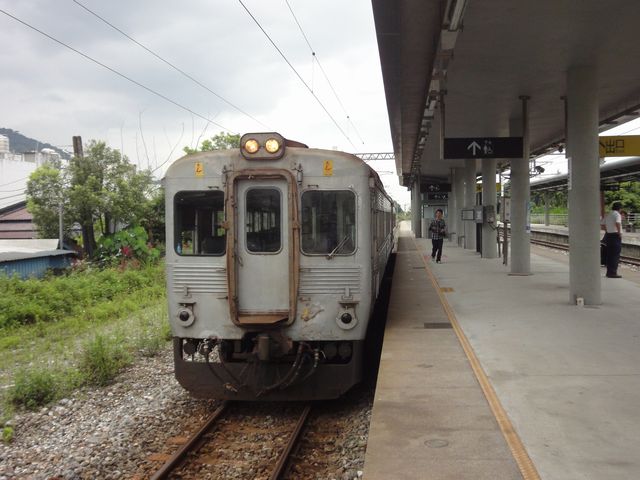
[236,179,289,320]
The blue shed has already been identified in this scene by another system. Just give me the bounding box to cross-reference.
[0,240,76,279]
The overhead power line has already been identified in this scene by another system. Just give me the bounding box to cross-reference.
[237,0,356,150]
[71,0,269,130]
[0,192,26,201]
[0,186,29,193]
[0,8,234,135]
[0,176,30,188]
[284,0,365,145]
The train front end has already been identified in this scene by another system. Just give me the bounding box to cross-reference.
[164,133,378,400]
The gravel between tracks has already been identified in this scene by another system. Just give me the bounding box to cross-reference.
[0,346,372,480]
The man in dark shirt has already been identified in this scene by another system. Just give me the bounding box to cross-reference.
[429,209,446,263]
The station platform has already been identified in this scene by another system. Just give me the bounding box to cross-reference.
[363,223,640,480]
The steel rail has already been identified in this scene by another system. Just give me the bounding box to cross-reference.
[269,404,312,480]
[150,401,229,480]
[529,238,640,267]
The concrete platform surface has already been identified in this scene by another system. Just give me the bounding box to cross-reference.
[364,227,522,480]
[413,231,640,479]
[365,222,640,479]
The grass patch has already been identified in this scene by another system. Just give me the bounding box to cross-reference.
[2,426,13,444]
[0,264,164,329]
[80,335,132,387]
[0,262,171,417]
[6,366,84,412]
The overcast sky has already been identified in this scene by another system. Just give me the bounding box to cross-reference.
[0,0,411,207]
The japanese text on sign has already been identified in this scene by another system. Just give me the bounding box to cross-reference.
[598,136,640,157]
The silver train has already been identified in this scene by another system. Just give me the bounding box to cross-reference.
[164,132,395,400]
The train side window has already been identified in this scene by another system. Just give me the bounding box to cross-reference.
[245,188,281,253]
[174,191,226,256]
[301,190,356,255]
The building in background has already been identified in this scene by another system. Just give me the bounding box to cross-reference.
[0,201,37,239]
[0,134,62,210]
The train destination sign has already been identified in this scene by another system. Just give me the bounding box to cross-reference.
[444,137,523,159]
[598,136,640,157]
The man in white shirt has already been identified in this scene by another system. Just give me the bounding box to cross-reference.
[601,202,623,278]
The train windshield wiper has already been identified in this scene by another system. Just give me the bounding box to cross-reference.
[326,234,351,259]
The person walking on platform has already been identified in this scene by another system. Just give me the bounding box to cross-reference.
[429,208,446,263]
[601,201,623,278]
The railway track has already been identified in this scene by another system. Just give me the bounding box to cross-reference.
[149,401,312,480]
[529,238,640,267]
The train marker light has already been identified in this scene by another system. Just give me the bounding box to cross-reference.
[177,306,195,327]
[244,138,260,154]
[265,138,281,153]
[336,306,357,330]
[340,312,353,324]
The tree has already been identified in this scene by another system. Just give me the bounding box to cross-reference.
[27,140,156,257]
[26,163,73,239]
[183,131,240,154]
[605,181,640,214]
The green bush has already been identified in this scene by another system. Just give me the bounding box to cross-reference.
[2,426,14,444]
[136,333,164,357]
[8,369,58,410]
[96,226,161,267]
[0,263,164,329]
[80,335,132,386]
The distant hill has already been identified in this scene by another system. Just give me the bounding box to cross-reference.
[0,128,71,159]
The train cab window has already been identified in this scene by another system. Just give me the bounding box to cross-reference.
[245,188,281,253]
[174,191,226,256]
[301,190,356,255]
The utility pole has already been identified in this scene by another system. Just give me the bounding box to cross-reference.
[72,135,95,257]
[57,137,84,251]
[72,136,83,158]
[58,202,63,250]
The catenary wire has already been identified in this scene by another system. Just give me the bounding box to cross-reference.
[0,8,235,135]
[71,0,270,130]
[284,0,365,145]
[237,0,356,150]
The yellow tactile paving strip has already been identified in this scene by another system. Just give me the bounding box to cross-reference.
[414,237,541,480]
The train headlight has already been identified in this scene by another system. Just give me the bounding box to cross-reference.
[239,133,286,160]
[265,138,281,153]
[244,138,260,154]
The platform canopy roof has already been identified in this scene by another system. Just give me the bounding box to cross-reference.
[372,0,640,186]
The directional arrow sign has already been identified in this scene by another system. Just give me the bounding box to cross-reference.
[444,137,523,159]
[423,182,451,193]
[467,141,482,155]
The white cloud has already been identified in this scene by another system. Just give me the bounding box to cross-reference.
[0,0,409,205]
